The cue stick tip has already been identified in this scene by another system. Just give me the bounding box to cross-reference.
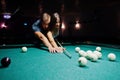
[56,39,72,59]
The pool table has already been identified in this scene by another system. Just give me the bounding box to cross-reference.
[0,43,120,80]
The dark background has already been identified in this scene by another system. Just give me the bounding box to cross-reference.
[0,0,120,44]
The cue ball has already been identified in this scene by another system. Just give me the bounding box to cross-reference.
[108,53,116,61]
[22,46,27,52]
[1,57,11,67]
[78,57,87,67]
[75,47,80,52]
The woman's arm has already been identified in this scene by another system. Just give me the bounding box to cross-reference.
[34,31,56,53]
[46,31,58,48]
[47,31,64,53]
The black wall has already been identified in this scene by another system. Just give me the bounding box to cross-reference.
[0,0,120,44]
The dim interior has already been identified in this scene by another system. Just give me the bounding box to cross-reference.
[0,0,120,46]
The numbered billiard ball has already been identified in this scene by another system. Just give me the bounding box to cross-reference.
[1,57,11,67]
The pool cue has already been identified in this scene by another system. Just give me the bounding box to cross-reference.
[55,39,72,59]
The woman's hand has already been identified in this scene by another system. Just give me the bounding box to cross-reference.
[48,46,65,53]
[48,47,57,53]
[55,47,65,53]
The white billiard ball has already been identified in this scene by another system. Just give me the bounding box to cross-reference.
[93,51,102,59]
[78,50,87,57]
[86,50,93,60]
[22,46,27,53]
[75,47,80,52]
[90,54,98,62]
[78,57,87,67]
[108,53,116,61]
[96,47,101,52]
[86,50,93,54]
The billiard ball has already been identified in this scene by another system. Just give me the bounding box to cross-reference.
[90,54,98,62]
[78,57,87,67]
[75,47,80,52]
[1,57,11,67]
[86,50,93,60]
[93,51,102,59]
[78,50,87,57]
[96,47,101,52]
[22,46,27,53]
[108,53,116,61]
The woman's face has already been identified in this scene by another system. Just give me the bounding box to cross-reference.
[53,13,60,28]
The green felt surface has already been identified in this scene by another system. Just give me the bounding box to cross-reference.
[0,44,120,80]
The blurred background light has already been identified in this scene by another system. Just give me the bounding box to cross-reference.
[3,13,11,19]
